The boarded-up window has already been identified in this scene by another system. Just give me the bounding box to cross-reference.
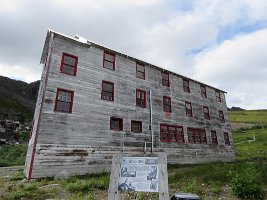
[183,79,190,93]
[161,72,169,87]
[101,81,114,101]
[54,89,74,113]
[211,130,218,144]
[163,96,172,112]
[131,121,142,133]
[136,89,146,108]
[136,63,145,79]
[110,117,123,131]
[224,132,230,145]
[200,85,207,98]
[160,124,184,143]
[60,52,78,76]
[187,128,207,144]
[103,51,115,70]
[203,106,210,120]
[219,110,225,123]
[185,102,192,116]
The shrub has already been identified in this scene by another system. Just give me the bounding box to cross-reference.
[229,165,264,199]
[9,171,25,181]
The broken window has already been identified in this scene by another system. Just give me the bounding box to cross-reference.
[101,81,114,101]
[183,79,190,93]
[224,132,230,145]
[136,89,146,108]
[185,102,192,116]
[163,96,172,112]
[60,52,78,76]
[203,106,210,120]
[54,89,74,113]
[131,121,142,133]
[161,72,170,87]
[103,51,115,70]
[187,128,207,144]
[136,63,145,79]
[211,130,218,144]
[160,124,184,143]
[110,117,123,131]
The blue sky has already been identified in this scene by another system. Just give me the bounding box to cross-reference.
[0,0,267,109]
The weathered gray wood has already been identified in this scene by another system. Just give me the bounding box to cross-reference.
[158,153,169,200]
[108,153,121,200]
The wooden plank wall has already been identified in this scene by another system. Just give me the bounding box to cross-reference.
[26,33,235,179]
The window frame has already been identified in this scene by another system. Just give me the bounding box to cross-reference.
[211,130,218,145]
[185,102,193,116]
[103,51,115,70]
[216,90,221,102]
[163,96,172,113]
[161,71,170,87]
[60,52,78,76]
[136,89,146,108]
[110,117,123,131]
[54,88,74,113]
[131,120,142,133]
[160,124,184,143]
[200,85,207,98]
[203,106,210,120]
[183,79,190,93]
[136,62,145,79]
[101,81,114,101]
[187,128,207,144]
[224,132,230,145]
[219,110,225,123]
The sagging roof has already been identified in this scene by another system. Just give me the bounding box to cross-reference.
[40,29,226,93]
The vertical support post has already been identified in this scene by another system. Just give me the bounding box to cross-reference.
[158,153,169,200]
[149,90,154,153]
[108,153,121,200]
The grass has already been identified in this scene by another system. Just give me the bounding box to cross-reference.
[0,144,27,167]
[229,109,267,124]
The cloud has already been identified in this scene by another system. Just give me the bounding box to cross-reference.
[193,28,267,109]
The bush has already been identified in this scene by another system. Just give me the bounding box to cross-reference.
[229,165,264,199]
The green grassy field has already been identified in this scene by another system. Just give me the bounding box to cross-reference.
[0,110,266,199]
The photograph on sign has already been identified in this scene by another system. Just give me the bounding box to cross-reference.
[118,157,158,192]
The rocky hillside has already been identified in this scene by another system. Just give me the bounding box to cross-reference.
[0,76,39,121]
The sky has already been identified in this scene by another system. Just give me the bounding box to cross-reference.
[0,0,267,110]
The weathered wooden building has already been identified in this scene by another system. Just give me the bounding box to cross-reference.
[24,30,235,179]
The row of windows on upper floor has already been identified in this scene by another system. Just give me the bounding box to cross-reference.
[109,118,231,146]
[54,86,226,123]
[59,52,223,103]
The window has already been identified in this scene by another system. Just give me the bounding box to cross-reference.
[187,128,207,144]
[161,72,170,87]
[103,51,115,70]
[211,130,218,144]
[60,52,78,76]
[54,88,74,113]
[216,90,221,102]
[131,121,142,133]
[183,79,190,93]
[110,117,123,131]
[163,96,172,112]
[224,132,230,145]
[219,110,225,123]
[200,85,207,98]
[136,89,146,108]
[136,63,145,79]
[160,124,184,143]
[203,106,210,120]
[185,102,192,116]
[101,81,114,101]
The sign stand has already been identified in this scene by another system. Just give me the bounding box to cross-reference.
[108,153,169,200]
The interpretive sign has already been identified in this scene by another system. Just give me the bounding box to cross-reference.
[118,157,158,192]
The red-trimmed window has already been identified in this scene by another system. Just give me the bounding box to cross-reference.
[101,81,114,101]
[200,85,207,98]
[224,132,230,145]
[160,124,184,143]
[219,110,225,123]
[161,72,170,87]
[136,89,146,108]
[216,90,221,102]
[187,128,207,144]
[136,63,145,79]
[183,79,190,93]
[163,96,172,112]
[131,120,142,133]
[211,130,218,144]
[185,102,192,116]
[60,52,78,76]
[203,106,210,120]
[103,51,115,70]
[54,88,74,113]
[110,117,123,131]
